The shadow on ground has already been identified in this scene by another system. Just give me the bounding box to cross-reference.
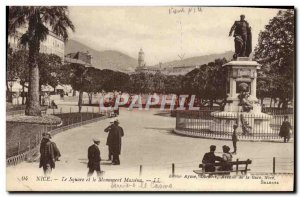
[153,112,173,117]
[144,127,177,136]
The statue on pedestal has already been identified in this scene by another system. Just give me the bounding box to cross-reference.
[229,15,252,59]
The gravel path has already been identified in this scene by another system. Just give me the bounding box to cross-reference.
[7,107,294,191]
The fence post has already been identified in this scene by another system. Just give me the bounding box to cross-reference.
[273,157,276,174]
[236,159,239,175]
[172,163,175,177]
[53,108,55,114]
[139,165,143,177]
[35,135,38,146]
[27,138,31,161]
[60,107,62,114]
[17,141,21,155]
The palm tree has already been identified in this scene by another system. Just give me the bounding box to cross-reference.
[8,6,75,116]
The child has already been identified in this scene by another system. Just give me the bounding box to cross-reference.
[232,125,238,154]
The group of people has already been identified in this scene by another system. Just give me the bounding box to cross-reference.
[87,118,124,177]
[39,118,124,177]
[200,123,239,173]
[202,145,233,172]
[39,114,291,176]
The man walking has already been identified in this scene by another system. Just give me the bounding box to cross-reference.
[39,132,61,175]
[279,116,292,143]
[87,138,102,177]
[109,118,124,165]
[104,119,114,161]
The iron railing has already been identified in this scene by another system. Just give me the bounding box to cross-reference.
[6,115,107,166]
[175,110,294,141]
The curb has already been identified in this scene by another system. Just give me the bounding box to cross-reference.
[173,128,294,143]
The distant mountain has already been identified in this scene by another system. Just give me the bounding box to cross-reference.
[153,51,234,68]
[65,40,234,73]
[65,40,137,72]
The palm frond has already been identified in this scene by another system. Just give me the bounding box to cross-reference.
[41,6,75,41]
[35,22,49,41]
[19,32,30,47]
[8,7,27,35]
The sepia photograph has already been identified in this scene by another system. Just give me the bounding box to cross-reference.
[5,6,295,192]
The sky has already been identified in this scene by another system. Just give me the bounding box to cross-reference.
[68,7,280,65]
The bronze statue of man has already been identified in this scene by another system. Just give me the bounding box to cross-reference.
[229,15,252,58]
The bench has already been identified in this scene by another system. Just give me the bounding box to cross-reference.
[193,159,252,176]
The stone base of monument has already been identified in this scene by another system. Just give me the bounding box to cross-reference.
[224,98,262,113]
[173,57,283,141]
[210,111,273,134]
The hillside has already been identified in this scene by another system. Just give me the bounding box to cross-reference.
[65,40,137,72]
[65,40,234,72]
[153,51,234,68]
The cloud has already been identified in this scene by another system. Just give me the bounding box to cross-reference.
[68,7,280,65]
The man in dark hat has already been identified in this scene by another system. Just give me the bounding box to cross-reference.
[109,118,124,165]
[39,132,61,175]
[229,14,252,57]
[202,145,223,172]
[279,116,292,143]
[104,119,114,161]
[87,138,102,177]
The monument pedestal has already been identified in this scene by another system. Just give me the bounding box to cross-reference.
[210,111,272,134]
[210,58,273,136]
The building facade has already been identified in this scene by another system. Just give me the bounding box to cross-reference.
[7,25,65,103]
[135,48,198,75]
[8,26,65,60]
[64,51,93,67]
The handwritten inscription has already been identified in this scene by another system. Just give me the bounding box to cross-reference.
[169,7,202,15]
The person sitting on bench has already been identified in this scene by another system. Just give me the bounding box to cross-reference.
[219,145,233,171]
[202,145,223,172]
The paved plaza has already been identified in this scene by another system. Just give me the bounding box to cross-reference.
[7,107,294,191]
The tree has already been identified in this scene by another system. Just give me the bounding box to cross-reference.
[7,50,63,105]
[129,72,150,94]
[81,67,99,105]
[204,58,227,107]
[39,53,62,88]
[8,6,75,116]
[164,75,184,96]
[38,53,63,104]
[182,58,227,107]
[7,46,17,103]
[7,49,30,104]
[152,72,166,94]
[67,63,88,112]
[254,9,294,109]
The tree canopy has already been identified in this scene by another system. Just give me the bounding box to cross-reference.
[254,9,294,108]
[8,6,75,116]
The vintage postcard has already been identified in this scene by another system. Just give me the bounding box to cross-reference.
[6,6,295,192]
